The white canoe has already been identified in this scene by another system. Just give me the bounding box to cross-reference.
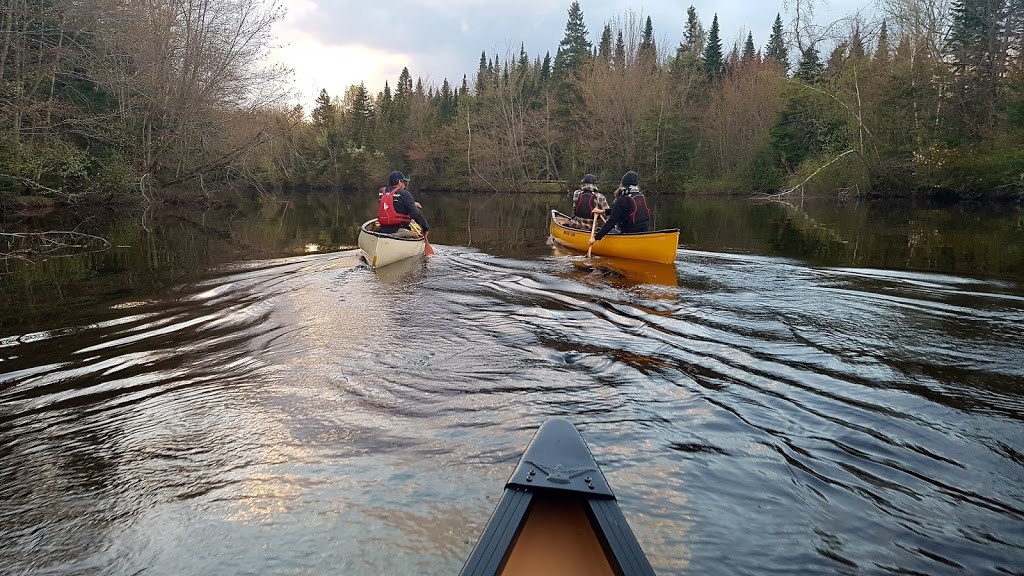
[357,219,425,268]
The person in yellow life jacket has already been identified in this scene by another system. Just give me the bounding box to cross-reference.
[377,170,429,238]
[569,174,610,230]
[589,170,650,248]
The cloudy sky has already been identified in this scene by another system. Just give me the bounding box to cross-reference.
[269,0,872,110]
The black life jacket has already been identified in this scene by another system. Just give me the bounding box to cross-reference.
[574,190,598,219]
[622,188,650,231]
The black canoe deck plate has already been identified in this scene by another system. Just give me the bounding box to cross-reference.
[525,461,595,485]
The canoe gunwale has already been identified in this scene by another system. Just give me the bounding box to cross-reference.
[550,210,679,237]
[359,219,428,243]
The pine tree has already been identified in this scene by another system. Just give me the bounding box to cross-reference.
[795,45,824,85]
[727,43,740,72]
[765,13,789,68]
[875,20,890,65]
[703,13,724,78]
[312,88,334,132]
[673,5,705,73]
[347,82,374,149]
[640,16,655,54]
[850,23,866,60]
[379,82,392,122]
[438,78,455,124]
[396,67,413,104]
[476,51,489,95]
[742,32,757,63]
[948,0,1008,135]
[598,23,613,65]
[614,31,626,68]
[541,52,552,83]
[553,1,592,78]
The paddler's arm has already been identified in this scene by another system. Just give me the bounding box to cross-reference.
[400,190,429,232]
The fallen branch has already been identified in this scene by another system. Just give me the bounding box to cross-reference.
[0,173,76,201]
[1,231,112,263]
[759,149,858,200]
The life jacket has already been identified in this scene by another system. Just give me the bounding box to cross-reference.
[378,186,412,226]
[623,187,650,230]
[573,190,598,219]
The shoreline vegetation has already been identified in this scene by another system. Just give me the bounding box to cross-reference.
[1,0,1023,212]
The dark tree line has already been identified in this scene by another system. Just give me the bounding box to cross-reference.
[3,0,1023,202]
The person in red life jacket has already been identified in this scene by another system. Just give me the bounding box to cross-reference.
[569,174,610,230]
[377,170,429,238]
[589,170,650,247]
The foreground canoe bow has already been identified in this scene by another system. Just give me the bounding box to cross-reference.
[357,219,426,268]
[460,418,656,576]
[549,210,679,264]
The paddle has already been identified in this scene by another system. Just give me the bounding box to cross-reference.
[586,214,598,258]
[423,232,435,256]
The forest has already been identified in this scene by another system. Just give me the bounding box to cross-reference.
[1,0,1022,204]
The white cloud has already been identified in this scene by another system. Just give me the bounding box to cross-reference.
[269,0,412,111]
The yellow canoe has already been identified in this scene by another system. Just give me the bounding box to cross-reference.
[549,211,679,264]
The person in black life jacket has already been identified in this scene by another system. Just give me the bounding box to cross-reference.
[377,170,429,238]
[589,170,650,247]
[569,174,610,230]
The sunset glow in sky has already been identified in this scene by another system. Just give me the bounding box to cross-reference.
[269,0,871,111]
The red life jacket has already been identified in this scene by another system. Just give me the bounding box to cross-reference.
[378,186,412,226]
[574,191,597,219]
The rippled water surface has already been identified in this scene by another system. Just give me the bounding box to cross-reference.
[1,194,1023,575]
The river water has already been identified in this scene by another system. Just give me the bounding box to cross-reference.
[1,191,1022,575]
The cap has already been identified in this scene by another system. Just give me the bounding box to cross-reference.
[582,174,597,184]
[622,170,639,187]
[388,170,410,185]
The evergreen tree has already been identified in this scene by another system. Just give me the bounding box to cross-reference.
[673,5,705,73]
[875,20,890,65]
[396,67,413,104]
[541,52,552,83]
[476,51,489,95]
[827,41,849,80]
[795,45,824,85]
[614,31,626,68]
[703,14,724,78]
[949,0,1007,135]
[438,78,455,124]
[553,1,592,78]
[640,16,655,55]
[311,88,335,132]
[683,5,705,55]
[460,75,469,98]
[379,82,393,122]
[727,43,740,72]
[598,23,613,65]
[742,32,757,63]
[850,23,866,60]
[765,13,789,68]
[347,82,374,149]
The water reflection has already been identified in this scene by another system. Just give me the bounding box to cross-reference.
[549,244,680,289]
[0,192,1022,575]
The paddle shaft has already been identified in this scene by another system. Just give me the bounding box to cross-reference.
[586,214,598,257]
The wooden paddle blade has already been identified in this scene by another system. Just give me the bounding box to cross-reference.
[424,239,435,256]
